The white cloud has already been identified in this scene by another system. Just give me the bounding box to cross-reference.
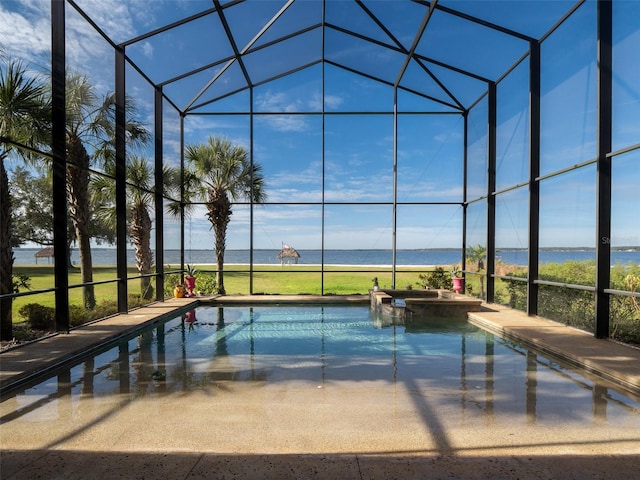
[72,0,140,44]
[398,181,462,201]
[0,2,51,67]
[307,93,322,111]
[180,118,253,160]
[161,137,181,161]
[255,91,290,110]
[323,94,343,109]
[267,188,323,203]
[269,164,321,185]
[253,90,313,132]
[0,2,113,88]
[141,41,154,59]
[266,163,325,202]
[1,0,164,85]
[254,206,320,223]
[256,114,308,132]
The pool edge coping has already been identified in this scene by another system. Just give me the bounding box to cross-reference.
[468,308,640,397]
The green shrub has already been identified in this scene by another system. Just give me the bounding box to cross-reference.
[539,260,596,285]
[194,272,216,294]
[538,285,595,333]
[497,261,640,344]
[126,294,151,310]
[417,267,452,290]
[18,303,55,330]
[18,294,151,330]
[164,273,181,297]
[12,272,30,293]
[500,269,528,311]
[69,305,87,327]
[610,294,640,344]
[68,295,150,327]
[163,272,216,296]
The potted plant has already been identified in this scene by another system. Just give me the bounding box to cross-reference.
[185,264,197,296]
[450,265,464,294]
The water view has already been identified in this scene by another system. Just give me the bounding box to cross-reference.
[13,247,640,267]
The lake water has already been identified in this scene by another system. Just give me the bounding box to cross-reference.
[12,247,640,267]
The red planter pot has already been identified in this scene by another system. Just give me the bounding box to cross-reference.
[185,276,196,296]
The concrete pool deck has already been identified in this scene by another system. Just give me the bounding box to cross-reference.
[1,295,639,479]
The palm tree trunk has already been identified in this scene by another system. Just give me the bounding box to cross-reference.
[0,152,14,340]
[131,203,154,300]
[67,238,74,268]
[215,232,226,295]
[208,190,231,295]
[66,135,95,310]
[214,221,227,295]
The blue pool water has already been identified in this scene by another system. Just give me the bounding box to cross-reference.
[3,305,640,426]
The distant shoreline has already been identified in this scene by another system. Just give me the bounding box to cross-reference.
[12,247,640,268]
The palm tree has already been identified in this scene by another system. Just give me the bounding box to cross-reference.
[0,59,50,340]
[466,244,487,299]
[92,155,179,300]
[64,72,149,309]
[183,136,266,294]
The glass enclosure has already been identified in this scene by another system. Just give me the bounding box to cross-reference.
[1,0,638,344]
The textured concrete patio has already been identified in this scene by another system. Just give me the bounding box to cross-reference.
[1,296,639,479]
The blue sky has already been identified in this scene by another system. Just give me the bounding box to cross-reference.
[1,1,639,252]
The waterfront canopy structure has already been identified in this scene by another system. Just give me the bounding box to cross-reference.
[277,245,301,265]
[1,0,639,343]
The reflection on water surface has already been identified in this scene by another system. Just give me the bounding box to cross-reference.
[2,305,639,427]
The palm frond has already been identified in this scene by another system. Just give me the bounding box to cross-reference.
[183,135,267,205]
[64,72,97,132]
[0,58,51,151]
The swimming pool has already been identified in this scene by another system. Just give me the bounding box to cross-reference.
[1,304,639,461]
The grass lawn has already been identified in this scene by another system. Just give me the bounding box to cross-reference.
[165,264,437,296]
[11,265,143,320]
[10,264,487,323]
